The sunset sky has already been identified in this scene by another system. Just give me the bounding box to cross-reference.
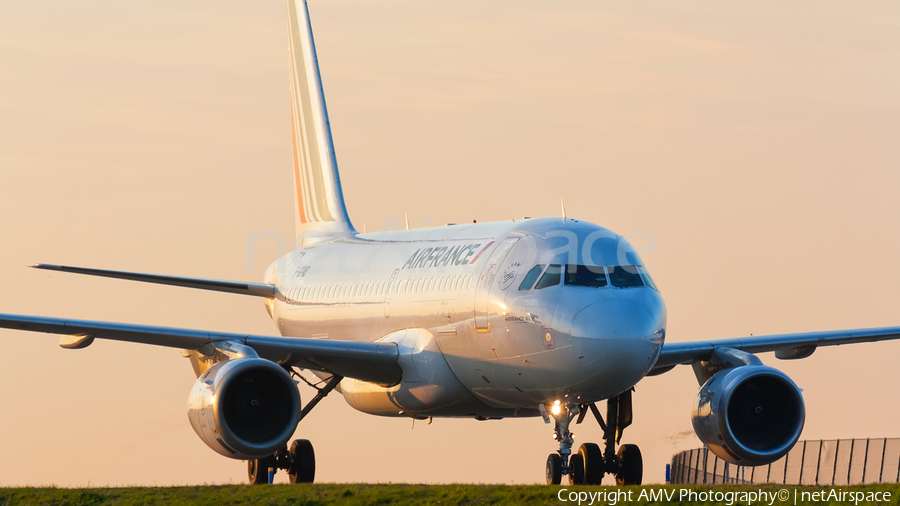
[1,0,898,486]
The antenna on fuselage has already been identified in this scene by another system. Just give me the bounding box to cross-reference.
[561,198,567,223]
[404,212,410,230]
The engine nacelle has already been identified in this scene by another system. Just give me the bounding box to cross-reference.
[692,365,805,466]
[187,358,301,459]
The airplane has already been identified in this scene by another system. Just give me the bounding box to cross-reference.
[2,0,899,487]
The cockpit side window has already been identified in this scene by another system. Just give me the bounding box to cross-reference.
[534,264,562,289]
[637,265,658,291]
[518,264,545,291]
[565,265,608,287]
[608,265,644,288]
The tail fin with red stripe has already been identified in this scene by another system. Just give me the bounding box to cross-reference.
[287,0,355,243]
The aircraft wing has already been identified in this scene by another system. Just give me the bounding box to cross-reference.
[0,313,400,385]
[28,264,277,298]
[650,325,900,375]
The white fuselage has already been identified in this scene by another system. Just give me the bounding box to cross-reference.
[267,218,667,419]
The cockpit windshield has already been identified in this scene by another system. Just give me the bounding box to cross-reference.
[607,265,644,288]
[517,263,657,291]
[534,264,562,289]
[518,264,545,291]
[564,265,607,287]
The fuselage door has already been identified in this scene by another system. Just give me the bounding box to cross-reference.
[384,268,399,318]
[474,238,519,331]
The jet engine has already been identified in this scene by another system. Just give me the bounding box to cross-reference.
[691,365,805,466]
[187,357,301,459]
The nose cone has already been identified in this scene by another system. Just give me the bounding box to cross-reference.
[570,300,665,383]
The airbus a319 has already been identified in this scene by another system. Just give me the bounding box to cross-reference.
[2,0,898,486]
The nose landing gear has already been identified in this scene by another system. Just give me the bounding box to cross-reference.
[543,390,642,486]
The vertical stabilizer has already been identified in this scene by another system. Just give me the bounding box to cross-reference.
[287,0,355,243]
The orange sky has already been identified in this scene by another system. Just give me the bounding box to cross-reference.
[1,0,899,486]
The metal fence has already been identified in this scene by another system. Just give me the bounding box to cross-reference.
[671,439,900,485]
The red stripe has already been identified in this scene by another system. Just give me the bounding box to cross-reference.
[469,241,494,264]
[290,94,307,224]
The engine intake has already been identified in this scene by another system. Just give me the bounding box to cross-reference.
[691,365,805,466]
[187,358,301,459]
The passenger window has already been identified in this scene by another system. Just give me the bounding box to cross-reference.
[608,265,644,288]
[535,264,562,289]
[518,265,545,291]
[565,265,607,288]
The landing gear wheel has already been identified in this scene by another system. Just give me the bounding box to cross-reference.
[545,454,562,485]
[615,444,643,486]
[248,455,276,485]
[578,443,604,485]
[568,454,585,485]
[288,439,316,483]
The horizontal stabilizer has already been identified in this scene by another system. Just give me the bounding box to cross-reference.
[29,264,276,298]
[0,313,401,385]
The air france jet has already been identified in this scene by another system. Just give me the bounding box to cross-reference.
[3,0,899,486]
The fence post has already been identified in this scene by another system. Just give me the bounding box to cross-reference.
[815,439,823,485]
[847,439,855,485]
[672,453,683,480]
[895,445,899,483]
[861,438,870,485]
[799,440,807,485]
[783,446,790,484]
[832,440,840,485]
[879,437,887,483]
[693,448,706,485]
[703,448,709,485]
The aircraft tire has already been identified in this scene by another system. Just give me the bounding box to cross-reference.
[248,455,276,485]
[578,443,604,485]
[288,439,316,483]
[568,453,585,485]
[615,444,642,486]
[545,454,562,485]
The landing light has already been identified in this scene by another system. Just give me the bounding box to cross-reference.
[551,401,561,416]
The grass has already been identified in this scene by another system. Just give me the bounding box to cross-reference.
[0,483,898,506]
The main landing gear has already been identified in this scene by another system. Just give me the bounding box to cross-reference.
[544,389,643,486]
[248,438,316,484]
[247,374,341,485]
